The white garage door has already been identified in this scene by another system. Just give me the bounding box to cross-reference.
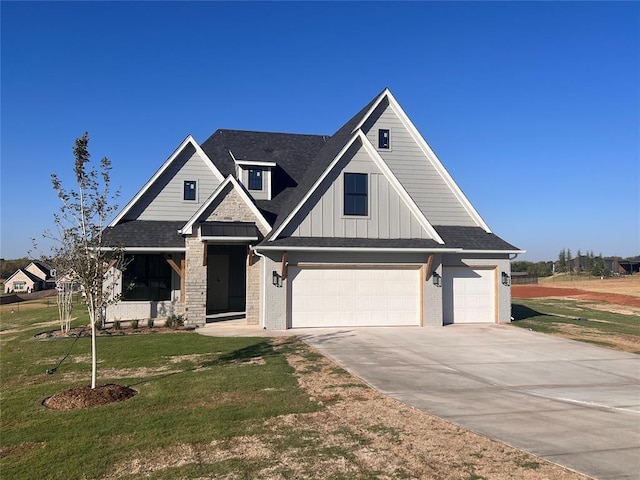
[290,266,421,328]
[443,267,495,324]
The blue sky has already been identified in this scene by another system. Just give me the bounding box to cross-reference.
[1,1,638,262]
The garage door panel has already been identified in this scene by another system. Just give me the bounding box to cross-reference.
[291,267,421,328]
[444,267,495,324]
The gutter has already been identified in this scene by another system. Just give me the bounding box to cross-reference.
[98,247,186,252]
[252,246,463,253]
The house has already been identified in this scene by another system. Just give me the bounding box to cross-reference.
[103,88,524,328]
[3,261,54,293]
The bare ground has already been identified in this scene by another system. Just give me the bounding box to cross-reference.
[104,338,588,480]
[539,274,640,297]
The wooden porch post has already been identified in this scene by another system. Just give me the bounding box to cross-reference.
[164,255,186,303]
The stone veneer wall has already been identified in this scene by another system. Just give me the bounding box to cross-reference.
[183,184,270,326]
[185,237,207,326]
[245,256,261,325]
[205,185,268,234]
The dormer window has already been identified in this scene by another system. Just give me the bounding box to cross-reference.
[230,152,276,200]
[378,129,390,149]
[184,180,197,201]
[248,169,263,190]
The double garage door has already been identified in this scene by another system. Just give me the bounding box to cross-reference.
[289,266,421,328]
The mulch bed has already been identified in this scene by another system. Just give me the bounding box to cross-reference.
[35,325,194,340]
[512,285,640,308]
[43,384,137,410]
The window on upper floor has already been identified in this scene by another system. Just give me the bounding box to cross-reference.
[378,129,390,149]
[248,169,263,190]
[183,180,197,201]
[344,173,368,216]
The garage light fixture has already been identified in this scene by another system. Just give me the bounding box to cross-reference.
[272,271,282,288]
[432,271,442,287]
[502,272,511,286]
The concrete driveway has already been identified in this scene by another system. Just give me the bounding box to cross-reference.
[297,325,640,480]
[199,322,640,479]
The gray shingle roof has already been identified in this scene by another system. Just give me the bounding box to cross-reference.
[106,89,521,254]
[256,227,520,251]
[102,221,185,248]
[434,226,521,251]
[200,130,328,219]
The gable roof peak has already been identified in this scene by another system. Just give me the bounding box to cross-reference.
[109,134,224,227]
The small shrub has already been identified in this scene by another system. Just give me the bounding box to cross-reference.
[131,319,139,330]
[113,319,121,330]
[165,314,185,329]
[147,318,154,328]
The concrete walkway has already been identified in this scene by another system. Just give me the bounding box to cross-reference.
[198,322,640,480]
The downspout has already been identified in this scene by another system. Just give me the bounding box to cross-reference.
[250,246,267,329]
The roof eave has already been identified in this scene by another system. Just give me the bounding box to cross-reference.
[253,245,462,253]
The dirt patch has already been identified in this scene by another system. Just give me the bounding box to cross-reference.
[512,285,640,308]
[105,339,587,480]
[43,384,137,410]
[536,323,640,353]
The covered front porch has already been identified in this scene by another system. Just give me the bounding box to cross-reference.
[184,221,262,326]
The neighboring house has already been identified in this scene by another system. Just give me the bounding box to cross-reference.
[103,88,523,328]
[3,261,54,293]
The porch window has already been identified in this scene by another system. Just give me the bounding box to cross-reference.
[122,254,172,301]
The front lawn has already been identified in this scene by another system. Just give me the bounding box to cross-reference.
[511,298,640,353]
[0,304,317,479]
[1,301,588,480]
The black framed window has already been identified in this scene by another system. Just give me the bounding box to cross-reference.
[344,173,368,216]
[248,169,263,190]
[122,254,172,301]
[378,129,390,149]
[183,180,196,201]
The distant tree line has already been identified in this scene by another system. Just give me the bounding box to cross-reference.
[556,249,610,276]
[0,257,30,279]
[512,251,638,277]
[511,261,553,277]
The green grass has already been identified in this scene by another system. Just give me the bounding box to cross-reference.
[0,303,319,479]
[511,298,640,352]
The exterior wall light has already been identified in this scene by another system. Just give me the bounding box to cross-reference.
[502,272,511,286]
[432,271,442,287]
[272,271,282,288]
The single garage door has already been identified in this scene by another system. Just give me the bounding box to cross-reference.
[443,266,495,324]
[290,266,421,328]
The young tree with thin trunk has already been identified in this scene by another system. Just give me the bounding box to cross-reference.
[34,133,125,389]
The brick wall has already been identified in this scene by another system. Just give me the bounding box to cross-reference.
[423,253,443,326]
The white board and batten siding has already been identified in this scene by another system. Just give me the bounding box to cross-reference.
[361,99,478,227]
[287,143,432,240]
[443,266,496,324]
[124,145,222,221]
[289,266,422,328]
